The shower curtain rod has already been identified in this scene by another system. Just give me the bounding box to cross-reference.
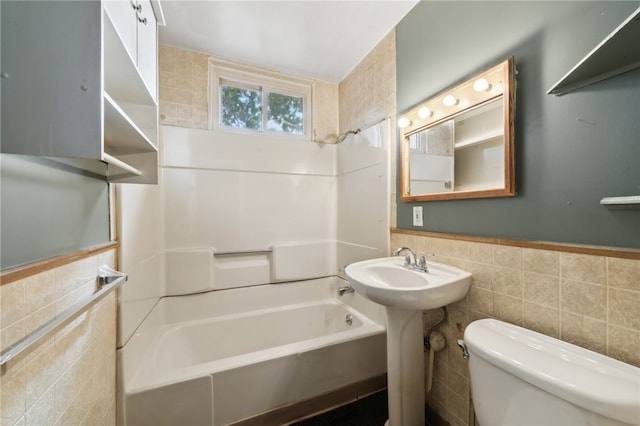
[335,116,390,144]
[314,116,390,144]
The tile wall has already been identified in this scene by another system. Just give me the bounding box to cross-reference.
[391,231,640,426]
[158,45,210,129]
[158,44,339,142]
[0,250,117,426]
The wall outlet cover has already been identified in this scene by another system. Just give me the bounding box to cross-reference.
[413,206,423,226]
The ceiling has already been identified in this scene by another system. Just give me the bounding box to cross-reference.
[158,1,419,83]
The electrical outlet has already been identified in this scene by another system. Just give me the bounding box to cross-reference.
[413,206,423,227]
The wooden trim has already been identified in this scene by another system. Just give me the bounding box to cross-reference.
[505,56,516,196]
[391,228,640,260]
[0,241,119,285]
[399,57,516,202]
[401,187,514,202]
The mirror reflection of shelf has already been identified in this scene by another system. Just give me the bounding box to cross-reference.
[455,130,503,150]
[454,181,505,192]
[454,98,503,150]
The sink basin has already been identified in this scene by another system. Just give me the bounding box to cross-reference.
[345,256,472,310]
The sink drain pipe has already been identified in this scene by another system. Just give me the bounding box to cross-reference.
[424,306,448,393]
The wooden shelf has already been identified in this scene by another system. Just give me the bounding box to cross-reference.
[548,6,640,96]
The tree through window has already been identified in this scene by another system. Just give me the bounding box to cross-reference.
[267,93,304,134]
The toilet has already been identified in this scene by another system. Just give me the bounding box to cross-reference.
[463,319,640,426]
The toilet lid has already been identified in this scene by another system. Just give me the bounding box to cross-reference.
[464,319,640,426]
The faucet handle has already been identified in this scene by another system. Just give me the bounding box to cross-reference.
[417,252,435,270]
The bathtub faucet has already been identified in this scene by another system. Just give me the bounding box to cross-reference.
[338,285,355,296]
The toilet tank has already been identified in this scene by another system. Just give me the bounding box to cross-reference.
[464,319,640,426]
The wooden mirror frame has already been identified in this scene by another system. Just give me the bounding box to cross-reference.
[399,57,516,201]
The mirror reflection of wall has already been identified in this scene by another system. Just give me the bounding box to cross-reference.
[409,120,454,194]
[399,57,515,201]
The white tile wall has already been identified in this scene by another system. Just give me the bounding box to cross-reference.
[115,181,164,347]
[161,127,337,253]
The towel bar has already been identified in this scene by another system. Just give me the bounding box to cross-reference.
[0,266,127,372]
[213,249,272,257]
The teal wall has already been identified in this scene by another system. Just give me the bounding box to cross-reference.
[0,155,110,270]
[0,3,110,270]
[396,1,640,249]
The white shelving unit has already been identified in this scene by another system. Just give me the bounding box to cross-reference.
[0,0,161,184]
[548,6,640,96]
[600,196,640,206]
[102,0,159,183]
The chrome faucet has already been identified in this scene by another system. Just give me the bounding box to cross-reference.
[338,285,355,296]
[393,247,434,273]
[393,246,417,267]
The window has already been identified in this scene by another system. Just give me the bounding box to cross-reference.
[220,83,263,131]
[212,64,312,139]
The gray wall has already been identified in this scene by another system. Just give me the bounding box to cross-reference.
[0,3,110,270]
[0,155,110,270]
[396,1,640,249]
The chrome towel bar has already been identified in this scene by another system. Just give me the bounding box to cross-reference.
[213,249,272,257]
[0,266,127,372]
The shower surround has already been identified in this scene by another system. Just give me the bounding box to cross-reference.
[116,119,391,424]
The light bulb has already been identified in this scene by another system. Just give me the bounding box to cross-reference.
[473,78,491,92]
[418,107,432,119]
[398,117,411,128]
[443,95,458,107]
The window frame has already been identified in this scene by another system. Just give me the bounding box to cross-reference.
[211,64,313,140]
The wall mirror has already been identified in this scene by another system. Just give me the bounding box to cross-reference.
[399,57,516,201]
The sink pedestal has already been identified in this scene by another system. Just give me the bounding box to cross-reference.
[344,256,473,426]
[385,307,425,426]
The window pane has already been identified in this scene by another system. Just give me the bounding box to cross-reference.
[221,85,262,130]
[267,93,304,134]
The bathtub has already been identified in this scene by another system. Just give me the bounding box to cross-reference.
[118,277,387,426]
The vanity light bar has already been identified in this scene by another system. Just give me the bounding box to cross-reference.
[418,107,432,119]
[473,78,491,92]
[397,59,510,133]
[398,117,411,128]
[442,95,458,107]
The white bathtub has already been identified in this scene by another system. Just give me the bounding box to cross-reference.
[118,277,387,426]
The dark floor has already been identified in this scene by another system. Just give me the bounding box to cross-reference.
[290,391,389,426]
[290,390,445,426]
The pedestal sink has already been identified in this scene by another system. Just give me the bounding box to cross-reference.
[345,256,472,426]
